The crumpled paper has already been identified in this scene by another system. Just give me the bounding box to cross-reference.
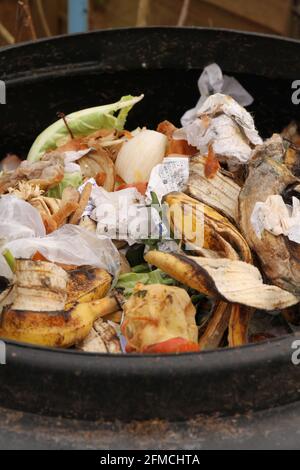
[251,195,300,244]
[146,156,190,203]
[4,224,120,277]
[181,63,254,126]
[175,93,262,166]
[91,186,166,245]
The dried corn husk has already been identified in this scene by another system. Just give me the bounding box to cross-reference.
[144,251,299,310]
[187,155,241,222]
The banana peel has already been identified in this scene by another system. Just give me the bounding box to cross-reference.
[165,192,252,345]
[12,260,68,312]
[228,305,253,348]
[66,267,112,308]
[0,296,120,348]
[239,154,300,295]
[198,301,231,350]
[144,251,299,311]
[165,192,252,263]
[187,155,241,223]
[0,259,116,348]
[77,318,121,353]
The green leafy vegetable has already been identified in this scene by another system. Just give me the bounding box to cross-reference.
[132,264,150,274]
[47,172,83,199]
[27,95,144,163]
[116,267,177,298]
[141,192,165,250]
[2,250,16,273]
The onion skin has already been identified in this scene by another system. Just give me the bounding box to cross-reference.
[115,130,168,183]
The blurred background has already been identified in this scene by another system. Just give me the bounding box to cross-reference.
[0,0,299,47]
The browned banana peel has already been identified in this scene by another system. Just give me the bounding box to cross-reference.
[76,318,121,354]
[12,260,68,312]
[165,192,252,263]
[239,147,300,295]
[228,305,253,348]
[187,155,241,223]
[198,301,231,350]
[144,251,299,310]
[66,267,112,307]
[0,285,16,318]
[0,296,120,349]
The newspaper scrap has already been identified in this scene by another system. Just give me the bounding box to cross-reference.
[175,93,262,166]
[181,63,254,126]
[146,156,190,203]
[251,195,300,243]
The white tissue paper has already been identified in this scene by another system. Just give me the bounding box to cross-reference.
[181,63,254,126]
[91,186,166,245]
[146,156,190,204]
[4,225,120,277]
[0,195,46,244]
[175,93,262,166]
[251,195,300,244]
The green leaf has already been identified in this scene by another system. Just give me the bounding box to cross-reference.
[27,95,144,163]
[116,269,177,298]
[47,172,82,199]
[2,249,16,273]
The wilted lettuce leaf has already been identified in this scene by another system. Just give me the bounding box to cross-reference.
[28,95,144,163]
[47,172,82,199]
[116,267,177,298]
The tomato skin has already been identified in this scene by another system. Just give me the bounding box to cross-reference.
[204,144,220,179]
[116,182,148,195]
[141,337,200,354]
[32,252,48,262]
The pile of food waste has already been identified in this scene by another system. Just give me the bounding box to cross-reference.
[1,68,300,355]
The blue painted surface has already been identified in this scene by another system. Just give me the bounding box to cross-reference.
[68,0,89,33]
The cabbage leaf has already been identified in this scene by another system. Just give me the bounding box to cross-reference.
[47,172,82,199]
[28,95,144,163]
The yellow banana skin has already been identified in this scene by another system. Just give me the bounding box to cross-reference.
[66,267,112,308]
[165,192,252,263]
[0,297,118,349]
[0,262,113,348]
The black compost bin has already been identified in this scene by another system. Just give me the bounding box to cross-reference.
[0,27,300,423]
